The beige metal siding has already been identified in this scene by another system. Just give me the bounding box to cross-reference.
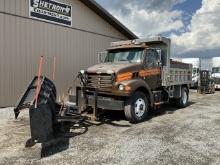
[0,0,127,39]
[0,13,4,105]
[0,0,128,107]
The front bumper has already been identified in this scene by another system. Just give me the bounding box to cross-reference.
[76,87,125,111]
[87,95,124,111]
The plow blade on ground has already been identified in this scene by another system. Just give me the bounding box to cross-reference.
[14,76,58,143]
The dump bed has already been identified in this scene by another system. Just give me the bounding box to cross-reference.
[167,60,192,86]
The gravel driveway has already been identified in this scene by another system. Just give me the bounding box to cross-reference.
[0,90,220,165]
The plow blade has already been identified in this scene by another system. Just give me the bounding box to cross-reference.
[14,76,57,143]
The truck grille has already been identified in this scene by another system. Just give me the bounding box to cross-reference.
[87,73,114,90]
[213,77,220,84]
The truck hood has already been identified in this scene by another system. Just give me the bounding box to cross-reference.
[87,63,141,74]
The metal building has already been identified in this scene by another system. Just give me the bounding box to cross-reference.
[0,0,137,107]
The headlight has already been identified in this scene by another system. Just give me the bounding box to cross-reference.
[80,70,85,74]
[118,84,125,91]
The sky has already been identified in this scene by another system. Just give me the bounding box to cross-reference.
[95,0,220,61]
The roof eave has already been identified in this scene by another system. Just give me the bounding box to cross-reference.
[79,0,138,40]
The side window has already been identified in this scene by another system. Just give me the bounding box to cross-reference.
[145,50,159,68]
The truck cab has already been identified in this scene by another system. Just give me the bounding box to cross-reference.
[87,43,162,95]
[76,36,192,123]
[192,67,200,87]
[211,57,220,89]
[212,67,220,89]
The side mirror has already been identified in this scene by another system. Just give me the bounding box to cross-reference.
[156,49,162,66]
[158,61,162,66]
[156,49,162,59]
[98,51,107,63]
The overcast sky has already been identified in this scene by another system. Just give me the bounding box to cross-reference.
[95,0,220,60]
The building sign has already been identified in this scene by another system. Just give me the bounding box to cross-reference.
[29,0,72,27]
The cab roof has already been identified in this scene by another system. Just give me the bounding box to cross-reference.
[108,44,150,50]
[108,36,170,50]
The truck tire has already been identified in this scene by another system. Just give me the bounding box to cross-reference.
[176,87,189,108]
[124,91,149,123]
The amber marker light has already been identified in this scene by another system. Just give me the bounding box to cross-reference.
[125,85,131,91]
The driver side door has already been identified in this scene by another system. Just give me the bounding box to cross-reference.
[139,49,161,89]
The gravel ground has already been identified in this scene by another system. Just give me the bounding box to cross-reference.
[0,90,220,165]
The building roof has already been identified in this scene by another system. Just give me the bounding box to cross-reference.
[80,0,138,39]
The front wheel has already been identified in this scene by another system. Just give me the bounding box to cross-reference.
[176,86,189,108]
[124,91,149,123]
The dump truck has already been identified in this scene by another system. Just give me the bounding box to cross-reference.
[76,36,192,123]
[211,57,220,89]
[14,36,192,143]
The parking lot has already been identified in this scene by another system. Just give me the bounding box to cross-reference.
[0,90,220,165]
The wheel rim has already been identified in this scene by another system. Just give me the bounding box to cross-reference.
[134,98,146,118]
[182,90,187,105]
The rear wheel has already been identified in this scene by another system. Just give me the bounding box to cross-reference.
[176,86,189,108]
[124,91,149,123]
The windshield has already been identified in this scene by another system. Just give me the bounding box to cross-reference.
[105,49,143,63]
[212,67,220,73]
